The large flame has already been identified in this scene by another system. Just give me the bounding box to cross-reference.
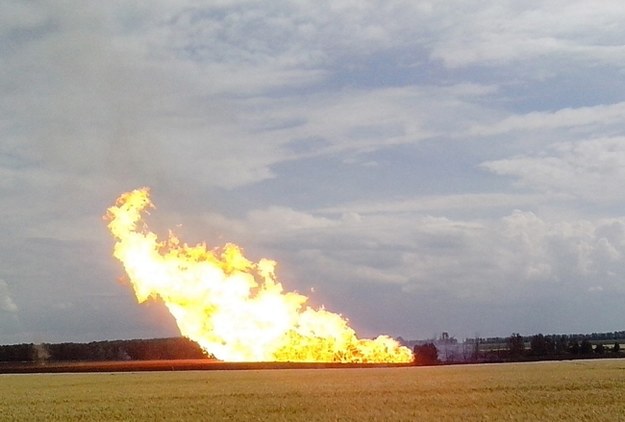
[105,188,413,363]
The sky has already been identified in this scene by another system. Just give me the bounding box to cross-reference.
[3,1,625,344]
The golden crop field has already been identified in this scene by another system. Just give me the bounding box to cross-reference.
[1,359,625,421]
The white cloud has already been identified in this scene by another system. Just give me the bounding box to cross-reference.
[317,193,545,216]
[2,1,483,195]
[246,207,336,234]
[151,1,426,95]
[189,203,625,306]
[11,0,613,199]
[428,1,625,68]
[482,137,625,202]
[469,102,625,137]
[236,84,496,165]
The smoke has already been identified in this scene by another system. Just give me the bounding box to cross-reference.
[0,280,17,313]
[33,343,50,363]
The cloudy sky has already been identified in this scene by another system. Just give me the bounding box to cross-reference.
[3,1,625,344]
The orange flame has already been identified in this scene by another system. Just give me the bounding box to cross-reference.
[105,188,413,363]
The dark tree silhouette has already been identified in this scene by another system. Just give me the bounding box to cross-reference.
[0,344,33,361]
[530,334,558,357]
[555,335,568,355]
[580,339,593,355]
[413,343,439,366]
[0,338,208,363]
[507,333,525,358]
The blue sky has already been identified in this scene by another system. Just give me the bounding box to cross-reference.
[3,1,625,343]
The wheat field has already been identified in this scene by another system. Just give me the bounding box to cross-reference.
[1,359,624,421]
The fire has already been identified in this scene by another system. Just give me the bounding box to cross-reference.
[105,188,413,363]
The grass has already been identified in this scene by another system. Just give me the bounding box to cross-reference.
[1,360,625,421]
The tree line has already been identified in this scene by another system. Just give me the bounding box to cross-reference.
[0,337,208,363]
[411,331,624,366]
[1,332,621,365]
[506,333,620,360]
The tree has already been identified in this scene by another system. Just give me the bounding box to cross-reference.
[555,335,568,355]
[614,342,620,354]
[568,340,580,355]
[594,343,605,355]
[413,343,439,366]
[507,333,525,358]
[530,334,547,356]
[580,339,593,355]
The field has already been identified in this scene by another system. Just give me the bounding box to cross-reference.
[1,360,625,421]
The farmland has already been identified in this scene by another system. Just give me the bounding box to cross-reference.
[1,360,625,421]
